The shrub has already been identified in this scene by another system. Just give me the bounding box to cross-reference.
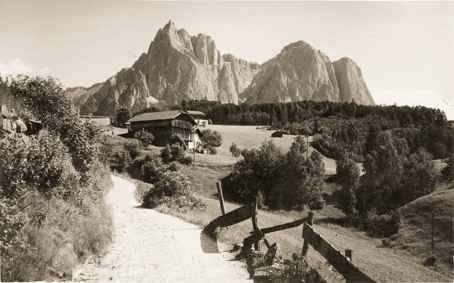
[115,107,131,127]
[272,131,283,138]
[423,256,438,266]
[134,129,154,147]
[123,139,141,159]
[167,162,181,172]
[229,142,241,159]
[141,171,205,210]
[269,255,326,283]
[141,159,164,183]
[113,150,132,173]
[178,155,193,165]
[208,146,217,155]
[201,129,222,147]
[362,211,402,237]
[2,76,113,281]
[167,134,187,150]
[161,143,186,163]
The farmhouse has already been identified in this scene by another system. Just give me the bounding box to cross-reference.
[127,110,203,148]
[188,111,209,127]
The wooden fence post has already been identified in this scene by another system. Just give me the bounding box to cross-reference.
[252,190,261,250]
[216,182,226,215]
[301,211,314,257]
[345,249,352,261]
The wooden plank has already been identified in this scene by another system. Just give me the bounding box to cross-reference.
[301,212,314,257]
[216,182,226,215]
[253,217,309,235]
[204,205,254,234]
[302,223,376,283]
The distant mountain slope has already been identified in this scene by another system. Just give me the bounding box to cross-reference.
[67,21,375,115]
[333,57,375,105]
[68,21,259,116]
[240,41,375,105]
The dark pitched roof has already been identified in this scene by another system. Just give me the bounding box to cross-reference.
[128,110,196,124]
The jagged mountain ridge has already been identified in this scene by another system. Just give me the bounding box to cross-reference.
[241,41,375,105]
[68,21,374,115]
[69,21,259,116]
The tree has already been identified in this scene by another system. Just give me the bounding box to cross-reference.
[335,157,360,215]
[360,131,405,214]
[116,107,131,127]
[9,76,101,179]
[401,148,438,202]
[229,142,241,160]
[441,153,454,183]
[201,129,222,147]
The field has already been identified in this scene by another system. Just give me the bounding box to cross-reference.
[194,124,338,175]
[125,124,452,282]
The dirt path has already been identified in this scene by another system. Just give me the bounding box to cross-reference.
[73,175,250,282]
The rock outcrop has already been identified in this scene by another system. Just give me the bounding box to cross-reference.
[70,21,259,115]
[333,57,375,105]
[68,21,375,115]
[241,41,375,105]
[241,41,340,104]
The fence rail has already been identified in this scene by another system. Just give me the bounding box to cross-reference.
[302,223,376,283]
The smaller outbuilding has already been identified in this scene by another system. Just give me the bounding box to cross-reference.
[187,111,209,127]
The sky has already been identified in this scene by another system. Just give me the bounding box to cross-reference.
[0,1,453,119]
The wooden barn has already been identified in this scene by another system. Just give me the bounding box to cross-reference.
[127,110,203,148]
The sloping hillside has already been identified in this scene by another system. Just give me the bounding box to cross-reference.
[193,124,338,174]
[394,183,454,278]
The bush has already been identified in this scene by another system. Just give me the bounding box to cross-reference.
[272,131,283,138]
[134,129,154,147]
[113,150,132,173]
[423,256,438,266]
[362,211,402,237]
[2,76,113,281]
[201,129,222,147]
[123,139,141,159]
[161,144,186,163]
[141,159,164,183]
[167,134,187,150]
[229,142,241,159]
[269,255,326,283]
[167,162,181,172]
[141,171,205,210]
[178,155,193,165]
[115,107,131,127]
[208,146,217,155]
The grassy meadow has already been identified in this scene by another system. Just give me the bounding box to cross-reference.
[122,124,452,282]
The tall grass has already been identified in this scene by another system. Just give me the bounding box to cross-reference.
[1,167,113,282]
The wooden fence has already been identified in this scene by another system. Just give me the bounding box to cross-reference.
[209,183,376,283]
[302,223,376,283]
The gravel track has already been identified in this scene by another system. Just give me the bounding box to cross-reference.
[73,175,250,282]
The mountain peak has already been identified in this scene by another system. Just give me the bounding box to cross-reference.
[68,22,375,115]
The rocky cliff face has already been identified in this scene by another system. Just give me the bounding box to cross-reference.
[68,21,374,115]
[70,21,259,115]
[241,41,340,104]
[241,41,375,105]
[333,57,375,105]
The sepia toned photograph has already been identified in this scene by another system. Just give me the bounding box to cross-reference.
[1,1,453,282]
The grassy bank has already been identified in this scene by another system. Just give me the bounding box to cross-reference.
[1,166,113,282]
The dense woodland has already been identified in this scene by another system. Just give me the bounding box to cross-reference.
[154,99,453,163]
